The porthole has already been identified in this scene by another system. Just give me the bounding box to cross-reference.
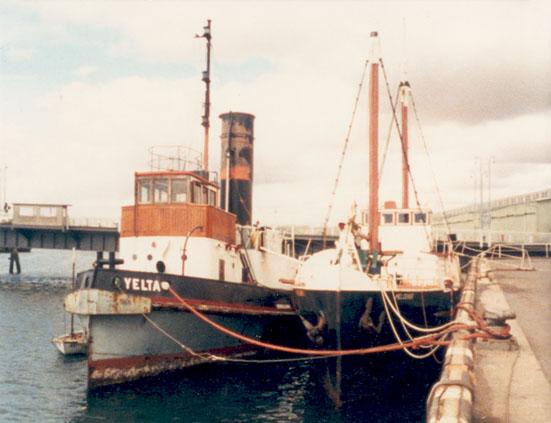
[156,261,166,273]
[132,254,137,261]
[147,254,153,261]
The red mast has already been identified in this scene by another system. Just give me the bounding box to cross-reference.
[368,31,380,252]
[399,81,410,209]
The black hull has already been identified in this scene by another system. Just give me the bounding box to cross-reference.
[292,289,459,349]
[77,268,306,388]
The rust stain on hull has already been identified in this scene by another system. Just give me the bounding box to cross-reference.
[88,344,257,388]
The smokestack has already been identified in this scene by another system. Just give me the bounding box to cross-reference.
[368,31,380,252]
[399,81,410,209]
[219,112,255,225]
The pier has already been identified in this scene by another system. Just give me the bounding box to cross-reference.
[427,257,551,422]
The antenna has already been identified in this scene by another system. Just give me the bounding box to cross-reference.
[196,19,212,171]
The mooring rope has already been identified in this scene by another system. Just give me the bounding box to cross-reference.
[137,281,510,363]
[380,289,443,359]
[166,286,456,357]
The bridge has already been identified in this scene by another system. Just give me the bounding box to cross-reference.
[0,203,118,274]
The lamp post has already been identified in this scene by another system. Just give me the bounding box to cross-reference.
[487,156,495,246]
[181,225,204,276]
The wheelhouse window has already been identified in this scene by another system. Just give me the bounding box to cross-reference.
[207,189,217,206]
[191,181,203,204]
[171,178,188,203]
[414,212,427,224]
[138,179,152,204]
[153,179,169,203]
[398,212,410,224]
[381,212,394,225]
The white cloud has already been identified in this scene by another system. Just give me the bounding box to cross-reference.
[5,47,33,63]
[74,65,97,77]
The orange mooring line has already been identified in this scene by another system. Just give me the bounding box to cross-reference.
[166,287,474,357]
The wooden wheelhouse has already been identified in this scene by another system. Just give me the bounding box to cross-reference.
[120,171,236,244]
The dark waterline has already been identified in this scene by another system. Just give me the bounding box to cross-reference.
[0,250,441,422]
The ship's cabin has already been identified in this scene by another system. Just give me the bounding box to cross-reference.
[120,171,236,243]
[361,201,433,254]
[135,171,218,207]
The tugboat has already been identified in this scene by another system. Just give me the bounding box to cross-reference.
[291,32,461,351]
[64,21,301,388]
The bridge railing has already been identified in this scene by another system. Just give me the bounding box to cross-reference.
[68,217,118,229]
[433,228,551,245]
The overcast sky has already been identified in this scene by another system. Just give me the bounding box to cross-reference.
[1,0,550,226]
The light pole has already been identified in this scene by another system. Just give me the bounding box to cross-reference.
[487,156,495,245]
[181,225,204,276]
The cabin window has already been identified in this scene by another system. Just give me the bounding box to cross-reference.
[192,182,203,204]
[138,179,152,204]
[414,212,427,224]
[202,186,209,205]
[208,189,216,206]
[382,213,394,225]
[398,212,410,224]
[171,178,188,203]
[153,179,169,203]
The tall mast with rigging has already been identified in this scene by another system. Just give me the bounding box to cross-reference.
[197,20,212,171]
[368,31,381,252]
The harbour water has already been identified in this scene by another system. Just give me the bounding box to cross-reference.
[0,250,441,422]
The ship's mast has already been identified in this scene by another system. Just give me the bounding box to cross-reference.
[197,20,212,171]
[368,31,380,252]
[399,80,411,209]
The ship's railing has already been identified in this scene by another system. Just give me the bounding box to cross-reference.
[275,225,340,238]
[148,145,202,172]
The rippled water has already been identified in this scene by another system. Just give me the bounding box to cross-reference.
[0,250,440,422]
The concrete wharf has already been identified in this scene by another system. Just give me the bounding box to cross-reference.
[428,257,551,422]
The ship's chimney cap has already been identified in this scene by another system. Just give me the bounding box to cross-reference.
[219,111,256,120]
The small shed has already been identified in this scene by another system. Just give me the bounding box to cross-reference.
[11,203,70,229]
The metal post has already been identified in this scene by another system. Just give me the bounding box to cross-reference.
[9,248,21,274]
[182,225,204,276]
[70,247,76,335]
[197,20,212,171]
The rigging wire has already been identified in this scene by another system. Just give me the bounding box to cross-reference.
[321,59,370,247]
[410,91,453,235]
[378,57,433,248]
[379,85,400,179]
